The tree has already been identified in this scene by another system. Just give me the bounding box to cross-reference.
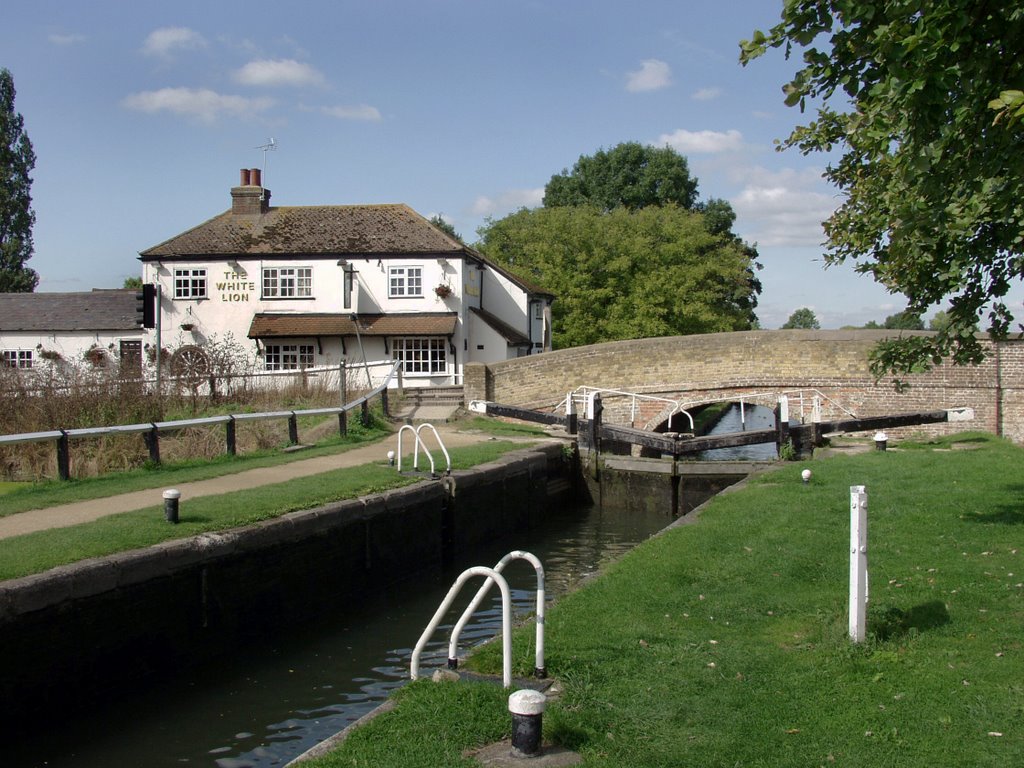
[782,308,820,330]
[0,68,38,292]
[741,4,1024,383]
[123,276,143,290]
[882,310,925,331]
[429,214,463,244]
[543,142,699,211]
[477,205,760,348]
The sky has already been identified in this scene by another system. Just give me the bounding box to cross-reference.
[4,0,1021,330]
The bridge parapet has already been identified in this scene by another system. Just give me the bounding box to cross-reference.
[464,330,1024,443]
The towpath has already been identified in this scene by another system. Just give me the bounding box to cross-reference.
[0,425,543,541]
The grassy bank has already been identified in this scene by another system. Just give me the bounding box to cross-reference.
[303,433,1023,767]
[0,434,545,581]
[0,415,393,517]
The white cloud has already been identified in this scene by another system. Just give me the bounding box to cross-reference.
[626,59,672,93]
[730,167,836,247]
[470,188,545,217]
[142,27,206,58]
[657,128,743,154]
[322,104,382,121]
[234,59,325,87]
[121,88,274,123]
[691,87,721,101]
[49,33,85,46]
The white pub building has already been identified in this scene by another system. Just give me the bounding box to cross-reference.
[138,169,553,388]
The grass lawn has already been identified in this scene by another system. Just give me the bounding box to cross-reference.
[303,432,1023,767]
[0,437,538,581]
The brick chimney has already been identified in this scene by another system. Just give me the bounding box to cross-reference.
[231,168,271,215]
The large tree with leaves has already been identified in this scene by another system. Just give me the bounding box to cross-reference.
[543,142,699,211]
[741,3,1024,382]
[0,68,38,292]
[478,205,759,348]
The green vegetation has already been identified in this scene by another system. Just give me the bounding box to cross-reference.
[477,142,761,348]
[0,68,39,292]
[0,420,391,517]
[0,439,532,581]
[478,205,760,348]
[781,307,820,330]
[741,5,1024,381]
[306,432,1024,767]
[459,416,550,438]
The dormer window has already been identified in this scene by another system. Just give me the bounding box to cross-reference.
[389,266,422,298]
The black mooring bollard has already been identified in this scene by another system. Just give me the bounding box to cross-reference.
[509,689,546,758]
[163,488,180,524]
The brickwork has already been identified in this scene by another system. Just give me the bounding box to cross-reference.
[464,330,1024,442]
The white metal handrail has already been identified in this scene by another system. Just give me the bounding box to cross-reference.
[559,386,696,431]
[447,551,546,678]
[395,423,451,477]
[679,388,858,422]
[410,566,513,688]
[557,384,856,430]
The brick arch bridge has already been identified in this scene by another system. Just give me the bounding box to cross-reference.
[463,330,1024,443]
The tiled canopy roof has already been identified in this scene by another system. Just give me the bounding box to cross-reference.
[248,312,458,339]
[469,306,531,346]
[0,291,138,332]
[140,204,467,259]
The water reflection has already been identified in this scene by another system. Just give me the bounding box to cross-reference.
[699,403,779,461]
[9,502,672,768]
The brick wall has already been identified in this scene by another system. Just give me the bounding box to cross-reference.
[465,330,1024,442]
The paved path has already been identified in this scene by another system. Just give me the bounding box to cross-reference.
[0,425,538,541]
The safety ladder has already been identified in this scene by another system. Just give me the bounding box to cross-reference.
[410,551,546,688]
[396,423,451,478]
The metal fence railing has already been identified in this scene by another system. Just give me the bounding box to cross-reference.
[0,360,402,481]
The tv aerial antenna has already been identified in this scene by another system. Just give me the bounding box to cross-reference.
[256,138,276,200]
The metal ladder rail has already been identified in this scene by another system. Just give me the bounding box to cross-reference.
[447,551,546,678]
[413,423,451,475]
[396,424,432,475]
[395,423,452,477]
[410,566,513,688]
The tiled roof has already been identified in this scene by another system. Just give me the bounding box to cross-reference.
[0,291,139,332]
[469,306,531,346]
[248,312,458,339]
[140,204,468,259]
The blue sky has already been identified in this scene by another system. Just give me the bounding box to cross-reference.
[5,0,1017,329]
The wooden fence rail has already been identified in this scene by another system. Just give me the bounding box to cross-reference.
[0,361,402,481]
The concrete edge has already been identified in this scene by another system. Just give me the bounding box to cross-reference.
[0,443,565,621]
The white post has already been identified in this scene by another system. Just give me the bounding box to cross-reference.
[849,485,868,642]
[812,395,822,423]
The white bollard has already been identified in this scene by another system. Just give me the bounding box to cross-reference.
[849,486,868,642]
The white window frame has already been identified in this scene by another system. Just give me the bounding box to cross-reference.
[388,265,423,298]
[262,266,312,298]
[174,268,207,299]
[392,337,447,375]
[264,344,315,371]
[1,350,33,369]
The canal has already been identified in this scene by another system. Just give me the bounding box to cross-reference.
[9,500,674,768]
